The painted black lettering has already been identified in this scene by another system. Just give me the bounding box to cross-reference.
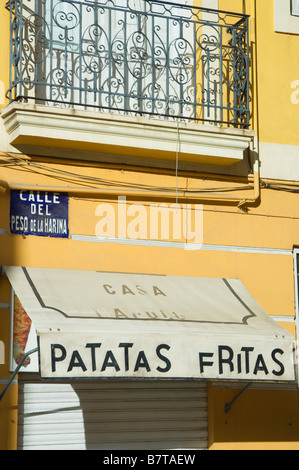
[114,308,129,318]
[218,345,234,374]
[119,342,133,371]
[51,344,66,372]
[122,285,135,295]
[172,311,185,320]
[101,350,120,372]
[67,350,87,372]
[153,286,166,296]
[156,344,171,372]
[241,347,254,373]
[86,343,101,371]
[253,354,269,375]
[237,353,242,373]
[271,348,285,376]
[136,285,147,295]
[134,351,151,372]
[103,284,115,294]
[198,352,214,373]
[146,311,158,319]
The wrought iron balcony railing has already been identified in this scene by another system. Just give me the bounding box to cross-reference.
[6,0,250,128]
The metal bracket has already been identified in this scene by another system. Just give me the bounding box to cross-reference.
[0,347,38,402]
[224,383,251,413]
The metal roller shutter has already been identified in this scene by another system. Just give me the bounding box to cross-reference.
[18,374,208,450]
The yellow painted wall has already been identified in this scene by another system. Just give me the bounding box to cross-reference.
[0,157,297,320]
[209,385,299,450]
[0,158,298,449]
[0,276,18,450]
[253,0,299,146]
[1,0,298,144]
[220,0,299,145]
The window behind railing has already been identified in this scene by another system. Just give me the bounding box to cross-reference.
[7,0,250,128]
[292,0,299,16]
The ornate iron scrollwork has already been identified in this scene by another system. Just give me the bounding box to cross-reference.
[7,0,250,128]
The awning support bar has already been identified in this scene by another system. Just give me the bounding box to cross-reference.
[224,383,251,413]
[0,347,38,402]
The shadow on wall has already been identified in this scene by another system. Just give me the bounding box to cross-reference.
[211,385,299,449]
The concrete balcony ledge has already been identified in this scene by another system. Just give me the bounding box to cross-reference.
[1,102,255,167]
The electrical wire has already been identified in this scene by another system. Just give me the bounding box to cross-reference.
[261,181,299,193]
[0,155,256,194]
[4,154,299,199]
[6,155,299,193]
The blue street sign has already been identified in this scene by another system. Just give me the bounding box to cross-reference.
[10,190,69,238]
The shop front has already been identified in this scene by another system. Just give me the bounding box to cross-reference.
[3,263,296,449]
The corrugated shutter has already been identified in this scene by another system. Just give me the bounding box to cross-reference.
[18,374,208,450]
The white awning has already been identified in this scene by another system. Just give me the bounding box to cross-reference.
[4,266,296,382]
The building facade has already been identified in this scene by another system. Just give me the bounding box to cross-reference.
[0,0,299,450]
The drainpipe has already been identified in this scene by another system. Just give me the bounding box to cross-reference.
[237,148,260,209]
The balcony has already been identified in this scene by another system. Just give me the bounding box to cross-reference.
[3,0,253,167]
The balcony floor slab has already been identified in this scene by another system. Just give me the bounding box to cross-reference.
[1,103,254,168]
